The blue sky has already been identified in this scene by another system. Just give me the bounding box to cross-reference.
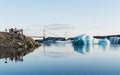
[0,0,120,36]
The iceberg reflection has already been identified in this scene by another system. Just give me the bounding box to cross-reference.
[73,44,93,54]
[73,44,111,54]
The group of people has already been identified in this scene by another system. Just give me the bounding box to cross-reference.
[9,28,18,34]
[5,28,23,34]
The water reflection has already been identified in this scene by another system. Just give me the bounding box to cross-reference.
[42,42,120,55]
[41,43,73,58]
[109,44,120,51]
[73,44,120,54]
[97,44,110,51]
[110,44,120,47]
[72,44,111,54]
[42,42,66,47]
[0,48,35,63]
[73,44,93,54]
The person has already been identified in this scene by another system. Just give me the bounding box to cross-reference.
[21,29,23,34]
[14,28,18,34]
[11,28,13,33]
[9,28,13,33]
[5,28,7,32]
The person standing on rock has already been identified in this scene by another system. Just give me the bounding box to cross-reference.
[9,28,13,33]
[14,28,18,34]
[5,28,7,32]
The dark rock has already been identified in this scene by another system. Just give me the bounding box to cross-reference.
[0,32,41,49]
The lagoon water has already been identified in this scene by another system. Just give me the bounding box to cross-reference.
[0,43,120,75]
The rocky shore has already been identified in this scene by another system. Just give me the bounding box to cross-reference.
[0,32,40,49]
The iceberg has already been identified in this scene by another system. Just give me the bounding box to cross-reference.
[72,34,111,46]
[93,38,99,44]
[72,34,93,45]
[98,39,110,45]
[109,36,120,44]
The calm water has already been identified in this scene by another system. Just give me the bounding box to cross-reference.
[1,43,120,75]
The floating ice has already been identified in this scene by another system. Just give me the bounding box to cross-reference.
[98,39,110,45]
[109,36,120,44]
[72,34,93,45]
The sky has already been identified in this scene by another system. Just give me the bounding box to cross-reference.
[0,0,120,37]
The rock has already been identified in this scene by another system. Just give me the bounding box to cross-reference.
[0,32,41,49]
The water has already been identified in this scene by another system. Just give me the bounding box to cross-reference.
[0,43,120,75]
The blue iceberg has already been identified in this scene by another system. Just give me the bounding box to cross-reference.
[109,36,120,44]
[98,39,110,45]
[72,34,93,45]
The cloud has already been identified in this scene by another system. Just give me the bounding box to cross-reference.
[43,23,76,30]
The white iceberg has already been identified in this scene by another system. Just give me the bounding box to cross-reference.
[93,38,99,44]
